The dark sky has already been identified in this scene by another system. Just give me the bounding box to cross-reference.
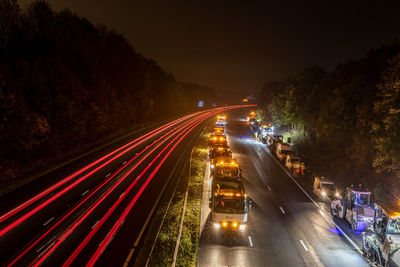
[18,0,400,95]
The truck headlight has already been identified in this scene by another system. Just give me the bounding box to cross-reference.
[222,221,228,228]
[213,223,220,229]
[232,222,238,228]
[335,192,340,197]
[239,224,246,231]
[211,164,214,169]
[322,191,327,196]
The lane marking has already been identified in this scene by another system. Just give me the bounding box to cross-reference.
[43,217,55,226]
[36,236,57,253]
[81,190,89,196]
[267,185,272,191]
[279,206,285,215]
[300,240,309,251]
[263,146,363,254]
[123,161,127,165]
[105,173,111,178]
[248,235,254,247]
[91,220,99,229]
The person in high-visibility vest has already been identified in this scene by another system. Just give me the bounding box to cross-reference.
[254,131,258,141]
[300,162,306,175]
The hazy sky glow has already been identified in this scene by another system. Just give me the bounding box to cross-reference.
[18,0,400,94]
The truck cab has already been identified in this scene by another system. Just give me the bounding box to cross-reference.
[210,178,250,233]
[216,115,227,126]
[213,157,240,178]
[362,203,400,267]
[209,146,232,169]
[209,134,227,148]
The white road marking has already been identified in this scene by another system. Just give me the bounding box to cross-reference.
[123,160,127,165]
[81,190,89,196]
[248,235,254,247]
[43,217,55,226]
[300,240,309,251]
[263,146,363,254]
[279,206,285,215]
[106,173,111,178]
[267,185,272,191]
[92,220,100,229]
[36,236,57,253]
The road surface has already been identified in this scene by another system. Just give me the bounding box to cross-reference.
[0,105,252,266]
[198,111,368,267]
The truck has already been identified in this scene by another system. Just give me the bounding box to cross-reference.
[212,157,240,178]
[216,115,227,126]
[209,146,232,169]
[259,124,274,143]
[285,155,301,175]
[362,203,400,267]
[330,185,375,231]
[209,134,227,148]
[276,142,292,161]
[210,177,250,234]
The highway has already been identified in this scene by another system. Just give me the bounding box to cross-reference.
[0,105,252,266]
[198,110,369,267]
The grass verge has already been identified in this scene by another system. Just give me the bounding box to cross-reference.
[134,128,209,267]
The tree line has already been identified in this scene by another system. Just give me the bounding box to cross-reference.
[0,0,215,189]
[258,44,400,204]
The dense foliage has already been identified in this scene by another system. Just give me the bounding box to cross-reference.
[0,0,214,186]
[259,45,400,203]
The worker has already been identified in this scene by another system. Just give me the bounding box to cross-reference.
[300,162,306,175]
[254,132,258,141]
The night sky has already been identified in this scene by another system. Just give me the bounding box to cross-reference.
[18,0,400,95]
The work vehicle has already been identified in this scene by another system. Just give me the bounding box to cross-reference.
[313,176,340,200]
[285,155,301,175]
[268,135,283,149]
[259,123,274,143]
[276,142,292,161]
[330,185,375,231]
[246,111,257,122]
[362,203,400,267]
[212,126,226,135]
[209,134,227,147]
[209,147,232,169]
[212,157,240,178]
[216,115,227,126]
[210,177,250,234]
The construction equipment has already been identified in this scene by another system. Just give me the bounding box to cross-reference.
[209,178,250,234]
[212,157,240,178]
[212,126,226,136]
[209,134,227,148]
[285,155,302,175]
[276,142,292,161]
[330,185,375,231]
[259,124,274,143]
[362,203,400,267]
[216,115,227,126]
[209,147,232,169]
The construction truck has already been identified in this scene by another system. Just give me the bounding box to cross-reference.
[209,147,232,169]
[246,111,257,122]
[212,157,240,178]
[285,155,302,175]
[268,135,283,149]
[362,203,400,267]
[209,134,227,148]
[216,115,227,126]
[212,126,226,136]
[276,142,292,161]
[330,185,375,231]
[259,124,274,143]
[210,177,250,234]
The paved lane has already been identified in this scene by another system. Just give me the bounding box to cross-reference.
[198,111,368,267]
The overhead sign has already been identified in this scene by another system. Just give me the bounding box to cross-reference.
[198,100,204,107]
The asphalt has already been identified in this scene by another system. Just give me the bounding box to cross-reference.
[198,111,369,267]
[0,107,243,266]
